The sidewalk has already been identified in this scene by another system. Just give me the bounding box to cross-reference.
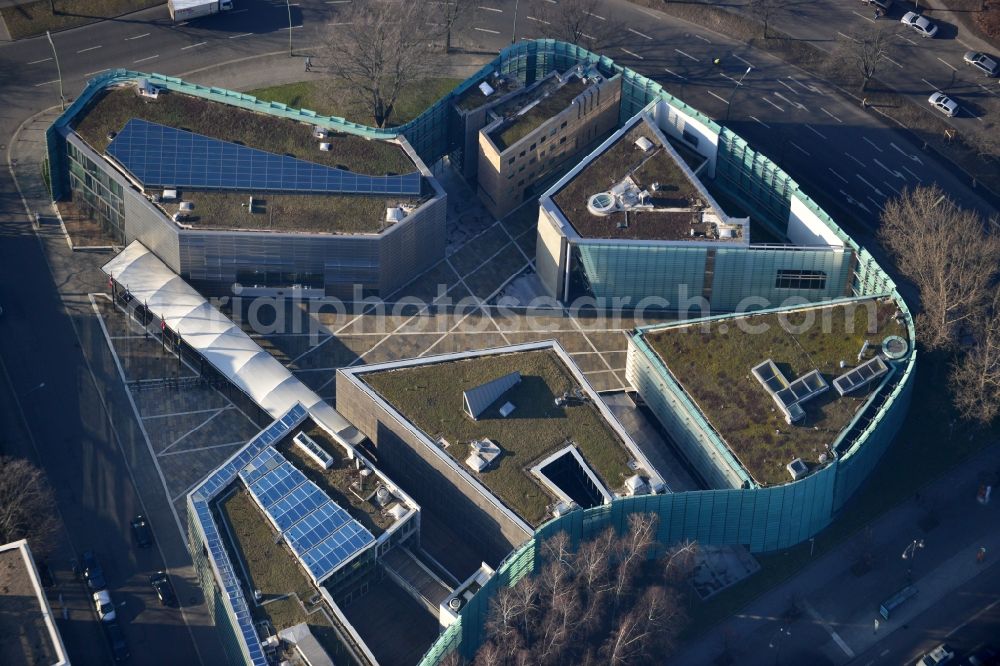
[672,442,1000,665]
[923,0,999,54]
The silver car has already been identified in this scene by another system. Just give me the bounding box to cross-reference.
[964,51,999,77]
[901,11,938,38]
[928,92,959,117]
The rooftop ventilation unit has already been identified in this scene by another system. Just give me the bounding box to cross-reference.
[634,136,654,152]
[385,206,407,223]
[293,432,334,470]
[313,128,329,139]
[832,356,890,396]
[786,458,809,481]
[162,188,178,201]
[319,142,332,151]
[178,201,194,212]
[499,401,516,417]
[465,438,502,473]
[373,485,394,508]
[387,504,408,521]
[478,81,496,97]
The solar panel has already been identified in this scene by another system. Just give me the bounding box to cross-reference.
[268,482,328,531]
[250,462,307,509]
[106,119,422,196]
[300,521,375,579]
[284,501,353,552]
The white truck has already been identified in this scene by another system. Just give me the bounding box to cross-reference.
[168,0,233,21]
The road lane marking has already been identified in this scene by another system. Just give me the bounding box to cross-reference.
[543,0,557,3]
[720,72,744,85]
[28,57,53,64]
[762,97,784,112]
[845,152,866,168]
[585,10,605,20]
[882,180,901,195]
[821,107,842,123]
[326,0,351,3]
[175,20,188,26]
[890,142,923,164]
[636,7,662,19]
[77,45,102,53]
[867,196,884,212]
[84,68,109,77]
[946,598,1000,637]
[805,123,827,140]
[134,55,159,63]
[621,48,644,59]
[581,32,596,40]
[664,67,686,80]
[981,84,999,97]
[181,41,207,50]
[478,5,502,12]
[837,31,858,42]
[862,136,883,152]
[229,32,254,38]
[774,91,807,111]
[874,158,905,179]
[789,141,810,156]
[707,90,728,104]
[475,27,500,34]
[329,21,353,25]
[921,78,937,89]
[675,49,699,62]
[884,55,903,68]
[734,54,754,68]
[749,115,770,128]
[694,34,711,43]
[628,28,653,40]
[899,34,918,45]
[34,79,59,87]
[125,32,150,40]
[839,188,871,214]
[778,79,798,94]
[851,10,876,23]
[802,599,855,658]
[527,16,550,24]
[829,168,848,183]
[902,165,923,181]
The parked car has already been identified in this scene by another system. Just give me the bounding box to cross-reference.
[963,51,999,77]
[149,571,177,607]
[81,550,107,591]
[901,11,939,38]
[130,514,153,549]
[93,589,117,622]
[928,92,959,117]
[919,644,956,666]
[104,622,130,662]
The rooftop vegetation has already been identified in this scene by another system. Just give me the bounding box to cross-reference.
[491,78,588,151]
[553,121,709,240]
[0,548,57,666]
[160,190,421,235]
[644,299,907,486]
[361,349,633,526]
[72,87,414,176]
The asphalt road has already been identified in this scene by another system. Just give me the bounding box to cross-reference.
[850,560,1000,666]
[0,2,998,665]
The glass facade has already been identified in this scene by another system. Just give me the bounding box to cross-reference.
[67,141,126,243]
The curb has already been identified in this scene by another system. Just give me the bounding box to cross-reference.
[0,1,166,43]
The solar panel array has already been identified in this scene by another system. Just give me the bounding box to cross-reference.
[106,119,422,196]
[239,447,375,582]
[188,403,308,666]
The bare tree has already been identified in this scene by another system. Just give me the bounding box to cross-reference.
[537,0,620,50]
[0,456,59,553]
[878,185,1000,350]
[662,539,699,583]
[610,513,658,609]
[474,641,504,666]
[950,289,1000,424]
[841,25,897,91]
[323,2,433,128]
[747,0,793,39]
[435,0,475,53]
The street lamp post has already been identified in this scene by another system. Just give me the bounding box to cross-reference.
[511,0,519,44]
[286,0,293,56]
[725,66,753,123]
[45,30,65,110]
[768,626,791,665]
[901,538,925,583]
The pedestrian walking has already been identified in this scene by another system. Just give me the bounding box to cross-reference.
[713,57,721,66]
[874,8,881,20]
[873,618,880,634]
[977,546,987,564]
[861,97,869,109]
[305,56,312,72]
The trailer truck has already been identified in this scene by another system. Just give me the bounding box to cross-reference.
[168,0,233,21]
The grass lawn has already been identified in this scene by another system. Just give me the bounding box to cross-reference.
[361,349,633,526]
[492,79,587,151]
[683,348,997,636]
[553,122,705,241]
[246,77,464,128]
[645,299,906,486]
[1,0,159,40]
[72,87,414,176]
[161,189,419,235]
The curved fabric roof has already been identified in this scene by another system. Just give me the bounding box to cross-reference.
[101,241,363,446]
